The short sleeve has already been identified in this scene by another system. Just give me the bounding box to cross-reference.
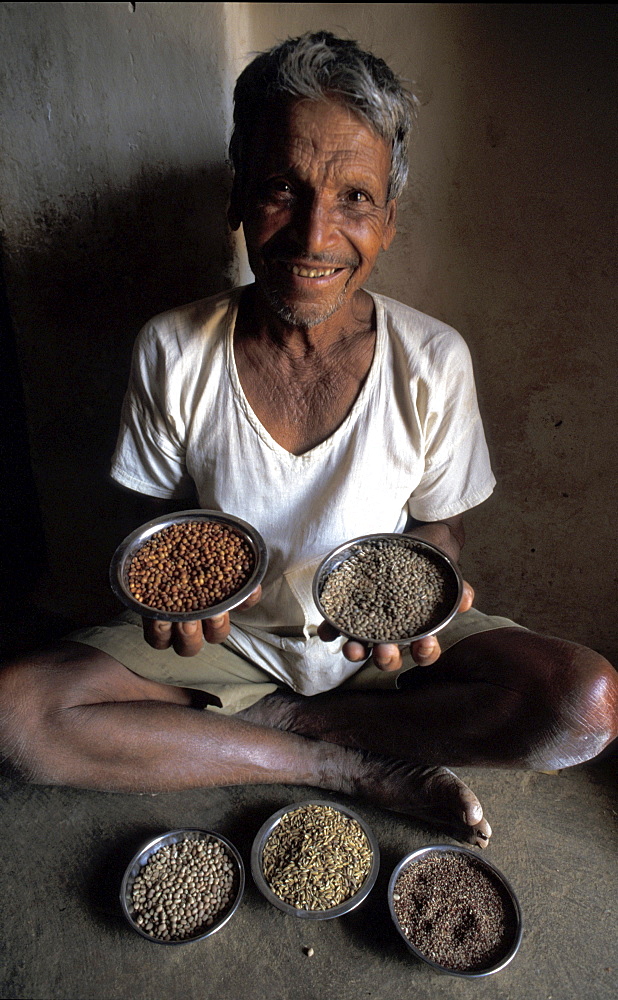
[406,332,495,521]
[110,322,195,499]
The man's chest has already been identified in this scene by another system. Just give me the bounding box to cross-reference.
[234,335,376,456]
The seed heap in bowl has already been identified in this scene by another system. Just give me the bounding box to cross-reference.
[392,852,517,972]
[127,520,254,613]
[319,539,457,641]
[130,835,237,941]
[261,804,373,911]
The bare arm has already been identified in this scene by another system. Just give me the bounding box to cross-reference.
[404,513,465,563]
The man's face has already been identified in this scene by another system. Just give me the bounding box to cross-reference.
[231,98,397,329]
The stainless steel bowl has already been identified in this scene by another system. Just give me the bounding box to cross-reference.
[313,533,463,646]
[388,845,523,977]
[120,828,245,944]
[110,509,268,622]
[251,799,379,920]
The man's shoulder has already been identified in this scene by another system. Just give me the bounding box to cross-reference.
[371,291,471,362]
[138,286,243,348]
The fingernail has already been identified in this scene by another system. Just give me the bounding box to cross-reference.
[210,615,225,626]
[466,803,483,824]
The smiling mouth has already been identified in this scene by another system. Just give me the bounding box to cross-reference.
[282,262,342,278]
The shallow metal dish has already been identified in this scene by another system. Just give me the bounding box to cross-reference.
[313,533,463,645]
[120,828,245,945]
[388,845,523,977]
[251,799,379,920]
[110,509,268,622]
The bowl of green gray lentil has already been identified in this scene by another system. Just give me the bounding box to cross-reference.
[120,829,245,944]
[388,845,523,977]
[251,800,380,919]
[313,534,463,646]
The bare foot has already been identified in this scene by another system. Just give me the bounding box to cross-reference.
[347,756,492,848]
[239,693,491,847]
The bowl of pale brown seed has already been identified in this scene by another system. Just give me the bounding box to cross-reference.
[388,845,523,977]
[313,533,463,646]
[110,509,268,622]
[120,828,245,944]
[251,800,379,919]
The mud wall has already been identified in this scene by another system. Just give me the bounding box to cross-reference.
[1,4,616,661]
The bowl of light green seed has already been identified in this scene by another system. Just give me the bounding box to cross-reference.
[120,828,245,944]
[251,800,379,919]
[313,533,463,646]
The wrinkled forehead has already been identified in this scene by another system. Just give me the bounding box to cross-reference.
[244,96,392,191]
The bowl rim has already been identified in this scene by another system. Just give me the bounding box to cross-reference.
[388,844,523,978]
[109,508,268,622]
[313,533,464,646]
[120,827,245,945]
[251,799,380,920]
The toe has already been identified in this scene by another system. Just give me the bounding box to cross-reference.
[431,767,493,847]
[471,817,492,849]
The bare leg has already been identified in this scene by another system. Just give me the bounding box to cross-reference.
[0,641,490,846]
[240,628,618,769]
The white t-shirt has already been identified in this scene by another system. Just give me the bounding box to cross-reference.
[111,287,495,695]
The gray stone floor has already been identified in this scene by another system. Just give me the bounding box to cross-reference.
[2,754,616,1000]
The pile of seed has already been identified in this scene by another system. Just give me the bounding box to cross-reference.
[127,519,254,613]
[392,852,517,972]
[319,539,457,641]
[261,804,373,911]
[130,835,237,941]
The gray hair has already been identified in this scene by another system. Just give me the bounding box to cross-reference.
[230,31,416,201]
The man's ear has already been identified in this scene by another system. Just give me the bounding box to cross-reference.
[381,199,397,251]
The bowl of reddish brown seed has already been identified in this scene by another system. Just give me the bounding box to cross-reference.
[388,845,523,977]
[110,509,268,621]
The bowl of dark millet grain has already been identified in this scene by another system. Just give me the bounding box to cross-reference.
[251,800,380,919]
[388,845,523,977]
[120,829,245,944]
[110,509,268,621]
[313,533,463,645]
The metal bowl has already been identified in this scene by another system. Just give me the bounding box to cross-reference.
[313,533,463,646]
[388,845,523,977]
[120,828,245,944]
[110,509,268,622]
[251,800,380,920]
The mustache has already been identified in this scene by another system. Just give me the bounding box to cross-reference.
[262,247,360,269]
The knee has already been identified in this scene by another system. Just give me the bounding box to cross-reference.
[529,644,618,769]
[0,656,62,784]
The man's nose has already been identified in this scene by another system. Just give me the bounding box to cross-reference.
[290,194,335,254]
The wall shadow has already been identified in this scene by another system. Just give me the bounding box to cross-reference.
[2,162,237,625]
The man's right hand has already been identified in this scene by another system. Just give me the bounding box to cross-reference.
[142,585,262,656]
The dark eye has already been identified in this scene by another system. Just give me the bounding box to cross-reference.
[347,190,369,203]
[262,178,294,199]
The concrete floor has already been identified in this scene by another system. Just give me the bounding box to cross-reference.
[2,747,617,999]
[1,609,616,1000]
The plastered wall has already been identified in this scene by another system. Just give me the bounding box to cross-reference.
[1,3,616,661]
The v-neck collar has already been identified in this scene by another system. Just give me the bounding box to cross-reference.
[225,288,385,461]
